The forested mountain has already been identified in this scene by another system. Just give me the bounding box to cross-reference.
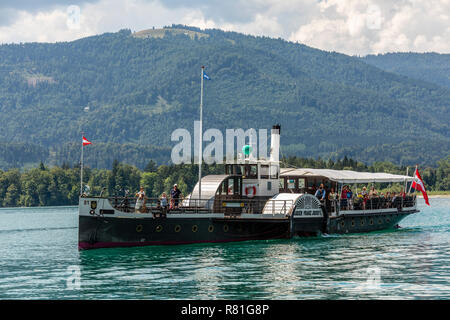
[362,52,450,89]
[0,25,449,170]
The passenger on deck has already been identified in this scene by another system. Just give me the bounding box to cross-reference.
[169,199,176,210]
[340,185,348,210]
[361,186,368,198]
[386,192,392,207]
[353,192,363,210]
[363,193,368,210]
[379,192,386,208]
[170,184,182,208]
[314,183,326,202]
[346,186,353,210]
[328,188,337,200]
[328,188,337,213]
[369,186,377,198]
[160,192,168,209]
[391,192,398,208]
[135,186,146,213]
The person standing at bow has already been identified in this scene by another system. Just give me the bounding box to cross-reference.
[170,184,182,209]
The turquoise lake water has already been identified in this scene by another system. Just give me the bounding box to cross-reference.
[0,198,448,300]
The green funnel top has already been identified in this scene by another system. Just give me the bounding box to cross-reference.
[242,145,252,156]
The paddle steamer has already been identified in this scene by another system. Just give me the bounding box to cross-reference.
[78,125,419,250]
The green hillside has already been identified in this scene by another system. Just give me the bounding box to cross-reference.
[362,52,450,89]
[0,25,449,169]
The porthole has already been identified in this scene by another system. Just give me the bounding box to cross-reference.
[340,221,345,227]
[175,225,181,233]
[192,225,198,233]
[237,224,243,232]
[386,218,390,223]
[370,219,374,225]
[351,220,355,227]
[136,225,143,233]
[156,225,163,232]
[208,225,214,233]
[223,224,229,232]
[360,219,365,226]
[378,219,383,225]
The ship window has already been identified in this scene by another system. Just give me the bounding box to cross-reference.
[225,164,244,175]
[227,178,234,195]
[270,165,278,179]
[279,178,285,189]
[288,179,296,189]
[298,178,305,189]
[250,165,257,178]
[260,165,269,179]
[267,181,272,191]
[243,164,257,178]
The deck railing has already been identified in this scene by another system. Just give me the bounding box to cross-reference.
[335,195,416,212]
[107,196,293,215]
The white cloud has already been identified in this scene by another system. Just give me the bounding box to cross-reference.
[288,0,450,55]
[0,0,448,55]
[0,9,94,43]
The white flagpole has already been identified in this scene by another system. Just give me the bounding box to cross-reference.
[404,167,408,193]
[408,164,417,194]
[80,132,84,196]
[198,66,204,202]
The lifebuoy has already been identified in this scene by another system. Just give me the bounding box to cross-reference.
[245,185,257,198]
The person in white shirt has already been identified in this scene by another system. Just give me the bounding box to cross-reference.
[135,186,146,213]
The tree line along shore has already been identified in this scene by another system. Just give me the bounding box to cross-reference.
[0,156,448,208]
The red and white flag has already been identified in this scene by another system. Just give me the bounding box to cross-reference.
[82,136,92,146]
[412,167,430,206]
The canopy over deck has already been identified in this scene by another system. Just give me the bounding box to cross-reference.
[280,168,414,183]
[184,174,232,208]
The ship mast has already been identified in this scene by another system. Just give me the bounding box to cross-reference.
[198,66,204,202]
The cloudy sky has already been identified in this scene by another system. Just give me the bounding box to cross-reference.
[0,0,449,55]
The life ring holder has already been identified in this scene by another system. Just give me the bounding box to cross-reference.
[245,185,257,198]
